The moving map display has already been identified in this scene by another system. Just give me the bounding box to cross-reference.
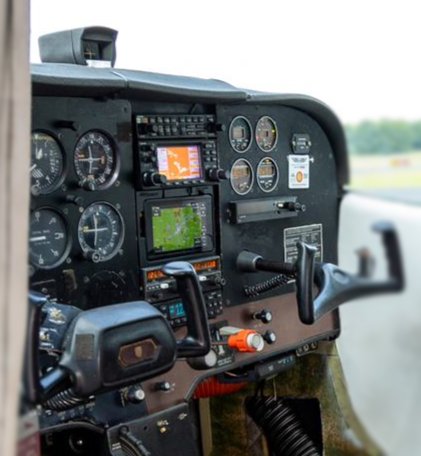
[150,198,212,255]
[156,145,202,181]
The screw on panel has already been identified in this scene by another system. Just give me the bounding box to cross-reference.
[115,181,121,188]
[61,184,67,192]
[66,258,72,264]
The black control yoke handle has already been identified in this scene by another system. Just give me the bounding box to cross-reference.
[162,261,211,357]
[238,222,404,325]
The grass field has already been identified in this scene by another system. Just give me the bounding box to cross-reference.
[349,151,421,189]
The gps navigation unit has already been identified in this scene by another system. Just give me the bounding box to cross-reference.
[145,196,214,258]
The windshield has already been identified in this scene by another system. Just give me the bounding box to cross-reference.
[30,0,421,202]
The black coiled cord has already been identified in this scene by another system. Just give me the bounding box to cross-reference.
[43,388,87,411]
[246,394,320,456]
[244,274,293,298]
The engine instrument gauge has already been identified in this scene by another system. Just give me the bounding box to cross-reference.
[257,158,279,192]
[255,116,278,152]
[230,158,254,195]
[229,116,252,153]
[30,132,65,195]
[74,131,118,190]
[78,203,124,262]
[29,209,70,269]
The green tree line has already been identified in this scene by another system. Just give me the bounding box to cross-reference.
[345,120,421,155]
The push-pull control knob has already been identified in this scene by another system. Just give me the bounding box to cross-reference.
[253,309,273,324]
[207,168,229,182]
[219,327,264,353]
[143,171,167,186]
[263,330,277,345]
[125,386,145,404]
[287,202,306,212]
[155,381,171,392]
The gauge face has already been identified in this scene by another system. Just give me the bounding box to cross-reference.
[29,209,70,269]
[257,158,279,192]
[30,132,65,195]
[230,159,254,195]
[74,131,118,190]
[87,271,128,307]
[256,116,278,152]
[78,203,124,262]
[229,116,252,153]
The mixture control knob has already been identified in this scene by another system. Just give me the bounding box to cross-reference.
[155,381,171,392]
[253,309,273,324]
[125,386,145,404]
[226,329,264,353]
[207,168,229,182]
[143,171,167,186]
[263,330,277,345]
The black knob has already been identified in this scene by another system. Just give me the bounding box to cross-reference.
[143,171,167,186]
[263,330,277,345]
[288,202,306,212]
[253,309,273,324]
[65,195,84,207]
[207,168,229,182]
[214,123,226,132]
[140,124,159,135]
[126,386,145,403]
[155,381,171,392]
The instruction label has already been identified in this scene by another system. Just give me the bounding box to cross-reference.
[288,155,310,189]
[284,224,323,263]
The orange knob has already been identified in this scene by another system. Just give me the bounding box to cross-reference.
[228,330,264,353]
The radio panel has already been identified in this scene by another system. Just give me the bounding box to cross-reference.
[141,256,222,303]
[135,114,227,190]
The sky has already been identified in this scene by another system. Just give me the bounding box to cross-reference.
[30,0,421,125]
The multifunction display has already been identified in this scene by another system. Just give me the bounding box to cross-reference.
[145,196,214,258]
[156,145,202,181]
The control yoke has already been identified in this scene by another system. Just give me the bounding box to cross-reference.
[162,262,211,357]
[26,262,211,405]
[238,222,404,325]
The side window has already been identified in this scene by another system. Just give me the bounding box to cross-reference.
[346,121,421,204]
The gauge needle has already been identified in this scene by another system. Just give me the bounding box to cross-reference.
[30,164,37,172]
[94,214,98,247]
[30,236,47,242]
[36,148,43,160]
[88,145,93,174]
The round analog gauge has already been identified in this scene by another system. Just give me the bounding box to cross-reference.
[74,131,118,190]
[230,158,254,195]
[29,209,70,269]
[229,116,252,153]
[78,203,124,262]
[30,132,65,195]
[257,158,279,192]
[87,271,128,307]
[255,116,278,152]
